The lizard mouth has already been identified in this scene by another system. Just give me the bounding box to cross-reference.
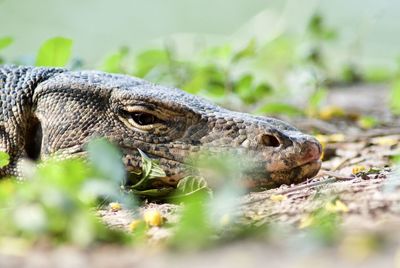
[241,159,322,190]
[122,140,323,190]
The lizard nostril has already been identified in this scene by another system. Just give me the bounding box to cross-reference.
[260,134,281,148]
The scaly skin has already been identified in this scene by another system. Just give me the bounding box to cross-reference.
[0,65,322,189]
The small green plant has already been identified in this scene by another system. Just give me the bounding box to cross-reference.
[0,140,133,247]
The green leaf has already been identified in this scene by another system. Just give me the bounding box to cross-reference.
[256,103,304,117]
[128,149,166,192]
[0,151,10,168]
[169,194,213,249]
[138,149,166,180]
[171,176,211,199]
[130,187,174,197]
[0,37,13,51]
[35,37,73,67]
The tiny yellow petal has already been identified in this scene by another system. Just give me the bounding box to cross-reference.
[339,234,378,262]
[315,134,328,144]
[372,136,398,147]
[143,209,164,227]
[329,133,345,142]
[318,106,345,120]
[270,194,287,202]
[325,200,349,213]
[219,214,231,227]
[335,200,349,213]
[128,219,143,232]
[109,202,122,212]
[352,165,366,174]
[298,215,314,229]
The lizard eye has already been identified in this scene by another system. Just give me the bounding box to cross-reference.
[130,112,156,125]
[118,107,165,130]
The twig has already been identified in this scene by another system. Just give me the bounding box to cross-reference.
[241,172,354,206]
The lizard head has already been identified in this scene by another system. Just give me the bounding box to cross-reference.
[33,70,322,189]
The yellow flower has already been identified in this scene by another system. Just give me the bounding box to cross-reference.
[128,219,143,232]
[352,165,366,174]
[371,136,398,147]
[143,209,164,227]
[298,215,314,229]
[318,106,345,120]
[270,194,287,202]
[109,202,122,212]
[325,200,349,213]
[219,214,231,227]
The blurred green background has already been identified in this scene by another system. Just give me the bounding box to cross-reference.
[1,0,400,118]
[1,0,398,68]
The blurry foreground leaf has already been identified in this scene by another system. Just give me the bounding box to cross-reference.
[36,37,73,67]
[170,194,213,249]
[87,138,125,184]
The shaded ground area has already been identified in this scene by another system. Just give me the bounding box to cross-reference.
[3,84,400,268]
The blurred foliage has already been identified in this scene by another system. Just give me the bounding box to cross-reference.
[0,140,132,247]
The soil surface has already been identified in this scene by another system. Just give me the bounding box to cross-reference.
[2,84,400,268]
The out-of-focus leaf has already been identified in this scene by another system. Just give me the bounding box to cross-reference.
[232,39,256,63]
[256,103,304,117]
[307,87,328,116]
[35,37,73,67]
[134,49,169,77]
[203,44,232,62]
[87,138,125,184]
[0,37,13,51]
[101,47,129,73]
[364,67,392,83]
[341,64,362,83]
[0,151,10,168]
[358,116,378,129]
[170,194,213,249]
[308,14,337,41]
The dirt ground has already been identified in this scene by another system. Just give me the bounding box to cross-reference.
[2,84,400,268]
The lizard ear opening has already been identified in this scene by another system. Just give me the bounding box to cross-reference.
[25,118,42,160]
